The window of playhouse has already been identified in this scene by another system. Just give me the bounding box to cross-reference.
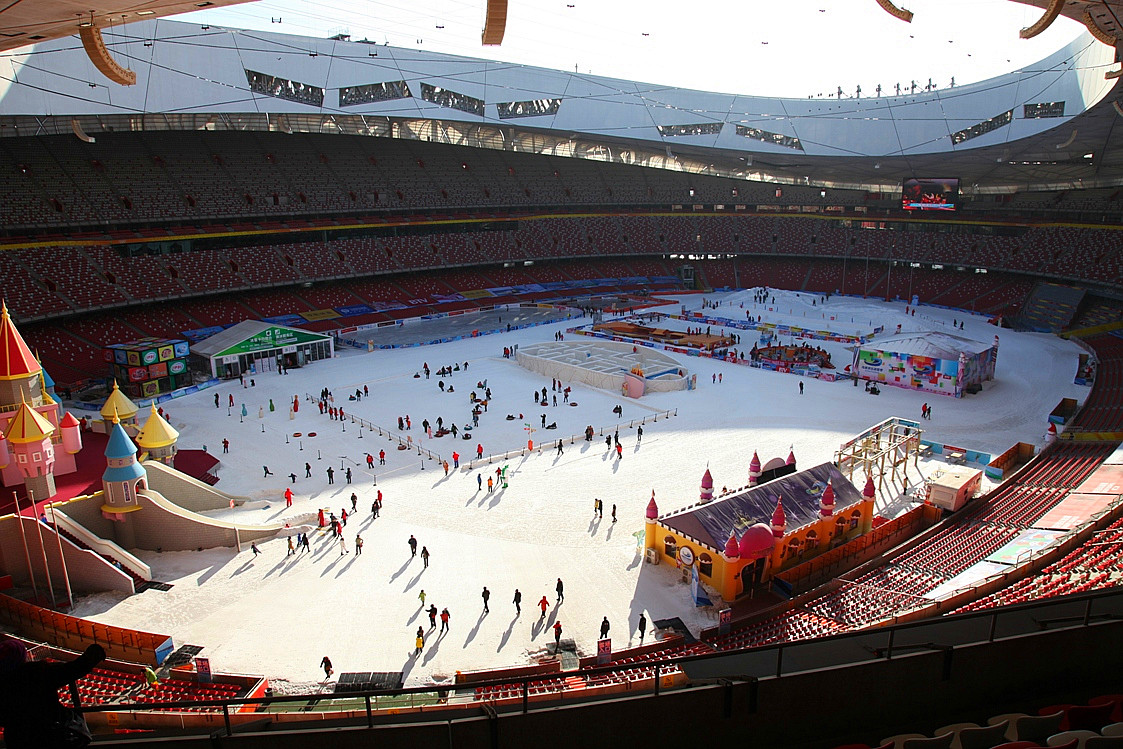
[663,536,677,558]
[698,553,713,577]
[785,539,800,558]
[849,510,861,529]
[801,532,817,556]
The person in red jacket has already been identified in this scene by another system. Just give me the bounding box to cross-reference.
[476,443,484,459]
[538,595,549,618]
[553,620,563,649]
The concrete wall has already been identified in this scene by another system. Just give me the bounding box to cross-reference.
[129,490,280,552]
[143,461,246,513]
[0,515,134,595]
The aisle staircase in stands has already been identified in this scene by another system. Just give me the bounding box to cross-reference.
[1018,282,1085,332]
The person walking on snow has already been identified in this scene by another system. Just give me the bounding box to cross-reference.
[427,604,438,628]
[355,534,363,555]
[538,595,549,618]
[421,546,430,568]
[600,617,610,639]
[414,629,424,655]
[338,535,348,555]
[481,586,490,613]
[477,474,483,491]
[513,589,522,615]
[440,608,450,632]
[409,535,418,557]
[319,656,333,679]
[284,487,293,507]
[556,578,564,603]
[250,542,261,557]
[638,613,647,644]
[350,493,357,513]
[379,449,386,465]
[418,589,426,606]
[553,621,563,649]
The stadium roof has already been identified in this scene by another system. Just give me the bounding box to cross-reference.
[2,6,1123,190]
[0,0,251,53]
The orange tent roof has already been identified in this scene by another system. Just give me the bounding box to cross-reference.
[0,302,40,381]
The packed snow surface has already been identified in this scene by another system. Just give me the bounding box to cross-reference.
[67,291,1087,690]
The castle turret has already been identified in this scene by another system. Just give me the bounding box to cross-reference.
[136,404,179,466]
[748,451,762,486]
[644,491,659,553]
[819,480,835,517]
[769,498,787,570]
[720,529,741,601]
[59,411,82,455]
[102,412,147,510]
[5,400,57,500]
[860,475,876,533]
[786,449,797,468]
[700,468,714,503]
[771,498,786,538]
[100,381,139,431]
[1045,421,1058,446]
[0,302,43,407]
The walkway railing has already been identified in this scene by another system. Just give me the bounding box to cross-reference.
[462,408,677,471]
[304,394,444,468]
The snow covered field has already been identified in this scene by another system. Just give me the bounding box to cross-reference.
[67,290,1089,691]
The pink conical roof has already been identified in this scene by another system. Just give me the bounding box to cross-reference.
[724,531,739,558]
[821,481,835,506]
[786,449,796,465]
[771,498,786,530]
[701,468,713,489]
[645,496,659,519]
[749,451,761,471]
[863,475,876,499]
[60,411,80,428]
[1047,422,1057,434]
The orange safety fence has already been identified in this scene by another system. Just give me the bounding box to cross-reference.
[0,593,172,666]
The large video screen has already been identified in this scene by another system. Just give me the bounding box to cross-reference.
[901,178,959,211]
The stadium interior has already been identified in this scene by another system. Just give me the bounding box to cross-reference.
[1,0,1123,747]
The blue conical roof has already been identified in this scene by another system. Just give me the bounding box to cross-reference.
[104,420,138,460]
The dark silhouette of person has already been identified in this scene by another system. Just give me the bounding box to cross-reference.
[0,639,105,748]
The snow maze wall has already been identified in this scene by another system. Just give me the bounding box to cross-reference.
[516,340,688,396]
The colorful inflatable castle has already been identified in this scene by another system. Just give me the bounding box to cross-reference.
[645,448,877,603]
